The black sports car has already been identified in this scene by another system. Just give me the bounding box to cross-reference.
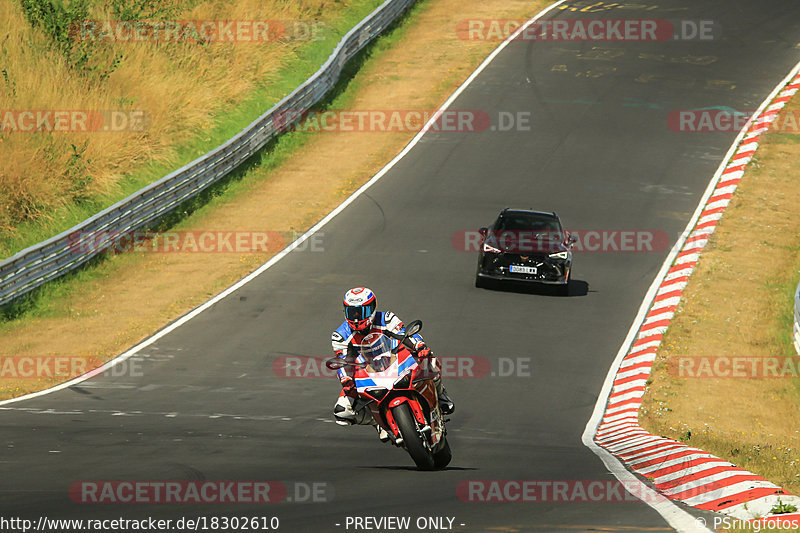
[475,209,575,295]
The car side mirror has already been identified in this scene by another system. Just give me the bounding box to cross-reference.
[567,233,577,246]
[479,227,488,238]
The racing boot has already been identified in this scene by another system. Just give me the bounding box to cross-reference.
[372,422,391,443]
[434,376,455,415]
[334,393,370,426]
[333,396,356,426]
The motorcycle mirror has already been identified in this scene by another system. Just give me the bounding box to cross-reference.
[390,320,424,354]
[326,357,368,370]
[325,358,348,370]
[404,320,423,337]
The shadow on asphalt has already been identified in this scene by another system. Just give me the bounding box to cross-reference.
[361,465,478,472]
[476,279,590,297]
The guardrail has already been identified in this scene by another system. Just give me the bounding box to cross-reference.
[0,0,416,307]
[794,281,800,356]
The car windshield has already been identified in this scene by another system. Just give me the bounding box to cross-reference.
[494,213,562,234]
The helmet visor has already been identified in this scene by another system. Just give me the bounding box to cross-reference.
[359,332,395,360]
[345,302,375,322]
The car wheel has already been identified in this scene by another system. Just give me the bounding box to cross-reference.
[557,273,571,296]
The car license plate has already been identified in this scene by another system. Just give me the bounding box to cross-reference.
[510,265,537,275]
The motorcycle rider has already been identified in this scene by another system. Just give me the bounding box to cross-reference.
[331,287,455,443]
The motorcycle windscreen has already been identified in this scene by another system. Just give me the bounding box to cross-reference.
[359,332,397,373]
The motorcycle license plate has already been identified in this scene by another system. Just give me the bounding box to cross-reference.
[510,265,537,275]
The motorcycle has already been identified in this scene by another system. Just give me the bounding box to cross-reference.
[326,320,452,470]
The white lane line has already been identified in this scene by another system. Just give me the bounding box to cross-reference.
[0,1,568,403]
[0,0,567,405]
[10,3,792,530]
[582,57,800,533]
[0,406,314,422]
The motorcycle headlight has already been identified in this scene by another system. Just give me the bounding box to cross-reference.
[368,388,389,400]
[548,251,570,260]
[394,373,411,389]
[483,242,501,253]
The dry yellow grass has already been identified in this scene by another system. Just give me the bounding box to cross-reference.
[0,0,551,398]
[0,0,349,235]
[640,98,800,495]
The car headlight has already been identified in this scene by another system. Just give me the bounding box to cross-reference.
[548,251,570,260]
[483,242,501,253]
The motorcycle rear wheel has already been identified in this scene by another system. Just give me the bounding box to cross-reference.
[392,403,435,470]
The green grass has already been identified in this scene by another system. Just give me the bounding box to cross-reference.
[769,133,800,144]
[0,0,387,260]
[0,0,429,323]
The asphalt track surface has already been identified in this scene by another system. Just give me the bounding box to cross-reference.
[3,1,800,531]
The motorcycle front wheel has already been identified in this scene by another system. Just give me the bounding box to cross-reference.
[391,403,435,470]
[433,438,452,469]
